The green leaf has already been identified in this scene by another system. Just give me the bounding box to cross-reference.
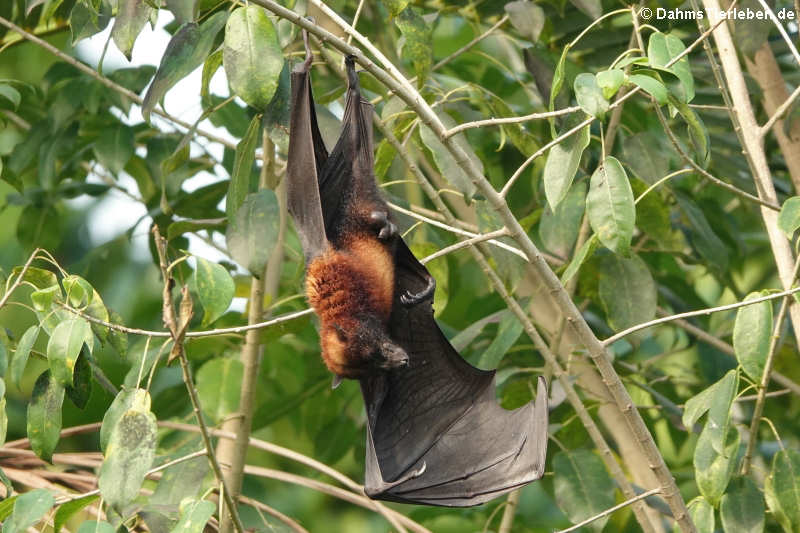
[94,124,134,176]
[540,179,586,258]
[226,189,280,275]
[195,357,242,424]
[62,274,93,308]
[99,408,158,509]
[31,284,61,311]
[587,156,635,255]
[195,257,234,326]
[706,369,738,455]
[223,5,284,109]
[419,111,481,202]
[165,0,196,25]
[12,265,57,290]
[226,114,261,219]
[504,0,545,42]
[683,370,738,431]
[733,0,772,59]
[47,318,93,387]
[394,7,432,84]
[69,1,111,46]
[543,122,590,209]
[1,489,55,533]
[733,291,772,382]
[720,476,764,533]
[765,449,800,532]
[676,193,728,272]
[671,96,710,168]
[596,69,624,100]
[382,0,408,16]
[201,49,223,108]
[549,45,569,136]
[694,424,740,507]
[54,494,99,533]
[65,346,93,409]
[553,450,615,531]
[0,394,7,447]
[476,312,523,370]
[684,496,715,533]
[150,454,208,506]
[11,325,38,388]
[623,131,669,185]
[111,0,154,61]
[648,32,694,103]
[142,12,227,122]
[170,499,216,533]
[598,253,656,332]
[628,73,668,105]
[560,234,598,286]
[573,73,609,119]
[76,522,115,533]
[778,196,800,237]
[262,61,291,156]
[100,388,150,452]
[167,218,226,240]
[27,371,64,462]
[0,84,21,109]
[108,310,129,357]
[0,495,16,522]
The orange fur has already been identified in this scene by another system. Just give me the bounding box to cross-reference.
[306,235,395,377]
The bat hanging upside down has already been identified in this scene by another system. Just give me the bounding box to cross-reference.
[286,31,549,507]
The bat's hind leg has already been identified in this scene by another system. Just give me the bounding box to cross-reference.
[368,210,397,240]
[400,275,436,306]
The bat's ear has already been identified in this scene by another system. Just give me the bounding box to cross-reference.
[332,374,344,389]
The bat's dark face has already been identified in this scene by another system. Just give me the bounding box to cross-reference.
[322,316,408,378]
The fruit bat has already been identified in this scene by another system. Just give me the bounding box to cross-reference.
[286,34,548,507]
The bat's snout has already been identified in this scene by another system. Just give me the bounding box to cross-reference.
[380,341,409,369]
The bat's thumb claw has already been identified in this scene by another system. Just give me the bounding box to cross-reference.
[413,462,427,478]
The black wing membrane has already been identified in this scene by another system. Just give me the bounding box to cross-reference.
[361,240,548,506]
[286,41,329,262]
[316,56,378,243]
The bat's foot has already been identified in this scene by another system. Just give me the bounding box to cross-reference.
[400,276,436,306]
[369,210,397,241]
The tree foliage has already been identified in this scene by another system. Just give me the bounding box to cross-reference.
[1,0,800,531]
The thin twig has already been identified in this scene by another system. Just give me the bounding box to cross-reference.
[387,202,533,261]
[761,85,800,138]
[152,226,244,533]
[420,228,510,264]
[59,301,313,338]
[0,16,236,151]
[554,488,662,533]
[238,494,309,533]
[54,449,208,504]
[605,286,800,346]
[433,14,509,72]
[0,248,41,310]
[444,106,581,138]
[160,422,428,533]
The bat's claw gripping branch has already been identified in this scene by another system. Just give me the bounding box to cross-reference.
[400,276,436,306]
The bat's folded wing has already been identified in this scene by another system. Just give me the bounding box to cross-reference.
[287,47,329,262]
[361,241,549,507]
